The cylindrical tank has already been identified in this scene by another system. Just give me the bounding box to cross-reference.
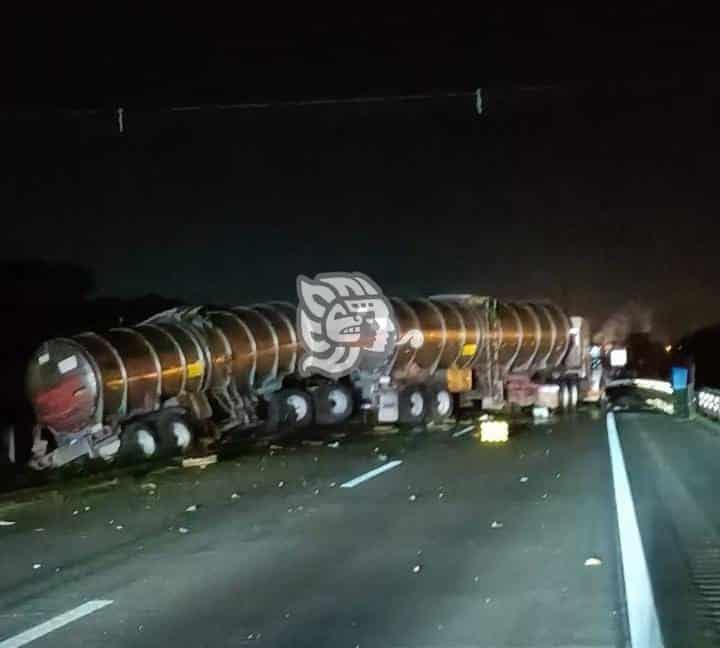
[387,297,489,373]
[493,300,571,374]
[26,303,300,436]
[389,296,571,377]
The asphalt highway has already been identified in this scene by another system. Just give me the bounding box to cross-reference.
[0,411,627,647]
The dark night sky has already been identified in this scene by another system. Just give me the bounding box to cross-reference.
[2,6,719,340]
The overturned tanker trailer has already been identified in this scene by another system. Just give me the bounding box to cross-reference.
[25,304,354,469]
[351,295,602,424]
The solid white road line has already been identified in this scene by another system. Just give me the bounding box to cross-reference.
[0,600,114,648]
[606,412,664,648]
[340,460,403,488]
[452,425,475,438]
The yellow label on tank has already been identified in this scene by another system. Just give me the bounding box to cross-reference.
[461,343,477,356]
[186,362,203,379]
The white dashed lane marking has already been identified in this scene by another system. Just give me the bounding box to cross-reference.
[340,460,403,488]
[0,600,114,648]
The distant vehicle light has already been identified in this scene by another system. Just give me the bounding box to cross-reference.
[609,348,628,367]
[665,345,672,353]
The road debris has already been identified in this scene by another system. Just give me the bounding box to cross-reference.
[140,482,157,492]
[412,564,422,573]
[32,563,42,570]
[269,444,284,451]
[115,525,124,531]
[329,482,337,488]
[185,504,198,512]
[408,494,417,502]
[182,455,217,469]
[327,441,340,448]
[301,439,324,446]
[247,632,261,640]
[72,509,79,516]
[378,454,388,462]
[519,476,529,483]
[313,488,320,495]
[231,492,240,499]
[178,527,189,534]
[437,492,445,500]
[490,520,503,529]
[584,556,603,567]
[0,520,16,526]
[545,448,551,456]
[83,505,91,512]
[277,481,285,488]
[541,492,549,499]
[555,472,561,479]
[34,528,45,532]
[474,576,480,582]
[485,597,492,604]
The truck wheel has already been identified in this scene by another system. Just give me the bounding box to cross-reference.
[313,383,354,425]
[399,386,426,424]
[157,412,193,455]
[120,420,158,460]
[569,380,579,409]
[279,389,314,429]
[426,386,454,422]
[262,391,294,436]
[559,382,571,412]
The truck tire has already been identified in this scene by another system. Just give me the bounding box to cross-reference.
[399,386,426,424]
[559,381,571,412]
[262,391,295,436]
[569,380,579,409]
[120,420,158,461]
[156,411,193,455]
[279,389,314,429]
[426,385,454,422]
[313,383,354,425]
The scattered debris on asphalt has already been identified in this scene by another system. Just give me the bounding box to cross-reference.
[185,504,198,512]
[412,564,422,573]
[182,455,217,469]
[83,505,91,512]
[115,525,124,531]
[140,482,157,493]
[584,556,603,567]
[178,527,189,534]
[32,563,42,570]
[231,492,240,499]
[277,481,285,488]
[378,454,388,462]
[327,441,340,448]
[408,494,417,502]
[519,476,529,483]
[490,520,503,529]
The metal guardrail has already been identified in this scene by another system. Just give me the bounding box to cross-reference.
[698,388,720,421]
